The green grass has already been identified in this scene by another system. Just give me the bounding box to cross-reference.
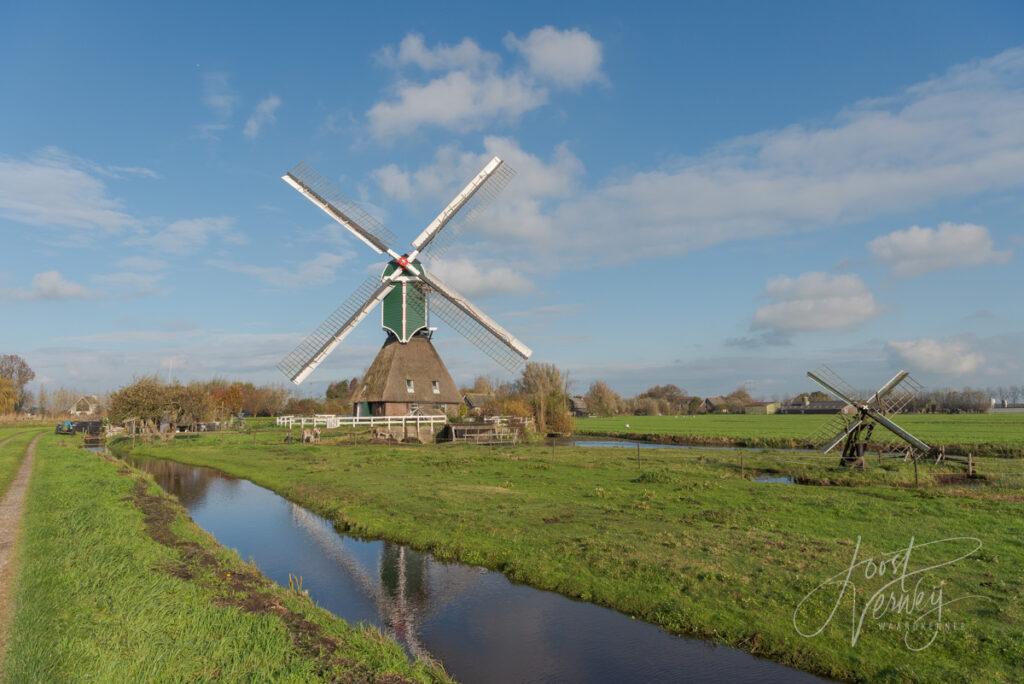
[576,413,1024,456]
[121,431,1024,683]
[3,434,449,683]
[0,428,44,496]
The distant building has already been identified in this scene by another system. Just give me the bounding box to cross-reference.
[777,397,855,415]
[463,392,494,415]
[743,401,779,415]
[569,396,590,418]
[69,395,100,417]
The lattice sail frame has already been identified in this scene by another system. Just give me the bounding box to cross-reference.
[278,276,392,384]
[416,163,516,267]
[286,162,399,252]
[806,366,929,457]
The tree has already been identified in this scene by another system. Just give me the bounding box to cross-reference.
[283,397,323,415]
[0,378,16,415]
[326,377,359,402]
[726,386,753,404]
[636,384,691,414]
[470,376,494,394]
[585,381,622,416]
[517,363,571,432]
[0,355,35,410]
[37,384,50,417]
[517,362,568,397]
[168,383,213,425]
[108,376,171,423]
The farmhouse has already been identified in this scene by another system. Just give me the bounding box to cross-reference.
[463,392,493,416]
[699,396,744,413]
[352,336,462,417]
[569,396,590,417]
[69,394,100,417]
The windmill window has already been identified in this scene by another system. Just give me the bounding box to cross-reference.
[406,379,415,393]
[431,380,440,394]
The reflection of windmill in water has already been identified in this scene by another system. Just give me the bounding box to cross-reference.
[289,505,483,658]
[807,366,935,466]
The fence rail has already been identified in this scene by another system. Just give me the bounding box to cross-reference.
[275,414,448,430]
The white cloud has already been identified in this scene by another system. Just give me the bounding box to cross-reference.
[0,148,140,231]
[244,95,282,139]
[887,338,985,374]
[376,47,1024,264]
[202,72,236,117]
[504,26,604,87]
[209,252,351,288]
[368,71,547,138]
[373,135,582,243]
[116,256,168,271]
[753,272,878,333]
[1,271,94,301]
[868,222,1011,276]
[143,217,243,255]
[92,271,165,296]
[427,256,533,297]
[367,28,606,138]
[377,33,500,72]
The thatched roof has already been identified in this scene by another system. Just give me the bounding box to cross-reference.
[463,392,493,409]
[355,336,462,405]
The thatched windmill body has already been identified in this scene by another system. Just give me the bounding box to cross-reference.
[278,158,531,416]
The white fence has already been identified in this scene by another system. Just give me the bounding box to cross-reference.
[275,414,448,430]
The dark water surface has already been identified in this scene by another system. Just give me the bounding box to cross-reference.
[126,455,828,684]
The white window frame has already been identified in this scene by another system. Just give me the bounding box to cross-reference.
[431,380,440,394]
[406,379,415,393]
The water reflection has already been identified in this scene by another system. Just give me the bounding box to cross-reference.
[127,455,829,683]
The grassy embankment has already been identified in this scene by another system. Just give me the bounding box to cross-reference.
[576,413,1024,457]
[2,434,448,682]
[123,430,1024,683]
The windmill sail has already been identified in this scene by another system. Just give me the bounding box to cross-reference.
[806,367,932,460]
[284,162,398,254]
[417,271,531,371]
[278,276,395,384]
[412,159,516,266]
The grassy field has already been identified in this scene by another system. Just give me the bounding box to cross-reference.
[576,413,1024,456]
[0,428,44,496]
[120,430,1024,683]
[2,434,448,682]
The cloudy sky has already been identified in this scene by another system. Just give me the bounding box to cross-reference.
[2,1,1023,398]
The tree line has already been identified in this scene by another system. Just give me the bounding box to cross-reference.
[107,378,290,424]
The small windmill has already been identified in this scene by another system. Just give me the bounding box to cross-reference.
[277,157,531,417]
[806,366,933,465]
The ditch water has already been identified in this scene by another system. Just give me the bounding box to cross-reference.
[572,439,815,455]
[125,455,828,683]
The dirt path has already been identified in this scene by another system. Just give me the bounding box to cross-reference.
[0,435,39,665]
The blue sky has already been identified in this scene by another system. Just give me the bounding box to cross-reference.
[2,1,1023,398]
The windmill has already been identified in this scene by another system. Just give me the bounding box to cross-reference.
[277,157,531,417]
[806,366,933,465]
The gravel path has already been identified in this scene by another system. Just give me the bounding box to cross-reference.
[0,435,39,661]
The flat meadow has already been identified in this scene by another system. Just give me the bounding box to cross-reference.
[575,413,1024,456]
[117,428,1024,683]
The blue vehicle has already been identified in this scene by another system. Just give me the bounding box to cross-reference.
[55,420,75,435]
